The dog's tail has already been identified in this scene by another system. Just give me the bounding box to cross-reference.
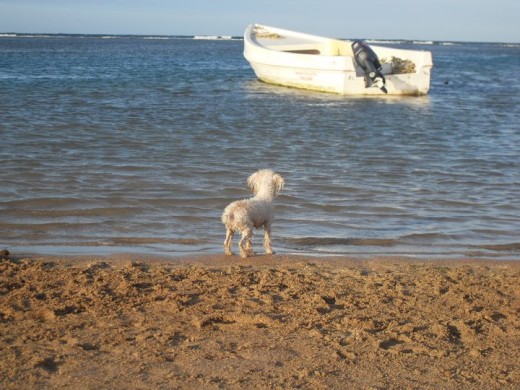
[221,210,234,226]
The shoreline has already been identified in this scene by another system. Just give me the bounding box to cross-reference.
[4,248,520,265]
[5,241,520,262]
[3,253,520,274]
[1,254,519,388]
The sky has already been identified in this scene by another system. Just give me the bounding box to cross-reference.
[0,0,518,43]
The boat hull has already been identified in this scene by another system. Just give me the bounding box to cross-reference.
[244,24,432,96]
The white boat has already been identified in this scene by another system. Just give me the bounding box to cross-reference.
[243,24,433,96]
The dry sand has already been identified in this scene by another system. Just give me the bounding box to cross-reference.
[1,254,519,389]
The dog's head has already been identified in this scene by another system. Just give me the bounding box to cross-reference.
[247,169,285,197]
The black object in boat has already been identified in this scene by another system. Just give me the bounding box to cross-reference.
[352,40,388,94]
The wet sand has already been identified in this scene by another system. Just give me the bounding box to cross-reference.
[1,254,519,389]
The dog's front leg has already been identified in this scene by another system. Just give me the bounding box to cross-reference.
[264,224,273,255]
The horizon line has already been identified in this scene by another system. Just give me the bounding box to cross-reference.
[1,32,519,45]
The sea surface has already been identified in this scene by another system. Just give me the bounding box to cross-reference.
[1,34,519,258]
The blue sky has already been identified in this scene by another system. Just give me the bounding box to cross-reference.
[0,0,518,42]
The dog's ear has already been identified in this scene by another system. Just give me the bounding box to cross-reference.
[273,173,285,196]
[247,172,259,194]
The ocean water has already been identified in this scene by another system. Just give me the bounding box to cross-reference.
[1,35,519,258]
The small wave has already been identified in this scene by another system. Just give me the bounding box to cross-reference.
[18,34,53,38]
[366,39,406,45]
[400,233,459,242]
[286,237,397,247]
[8,237,207,248]
[111,237,206,246]
[142,36,172,40]
[472,243,520,252]
[193,35,234,40]
[3,207,139,219]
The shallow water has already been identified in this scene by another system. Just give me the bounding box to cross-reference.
[1,36,519,258]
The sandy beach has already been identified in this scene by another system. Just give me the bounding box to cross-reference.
[1,253,519,389]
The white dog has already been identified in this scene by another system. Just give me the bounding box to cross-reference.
[222,169,285,258]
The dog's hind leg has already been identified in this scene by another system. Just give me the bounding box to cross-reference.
[264,223,273,255]
[224,228,234,255]
[246,235,255,256]
[239,228,252,258]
